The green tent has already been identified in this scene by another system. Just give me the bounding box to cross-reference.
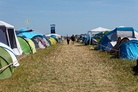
[17,37,32,54]
[0,47,14,80]
[49,37,57,45]
[25,38,36,54]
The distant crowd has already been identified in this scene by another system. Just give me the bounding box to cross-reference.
[66,35,76,45]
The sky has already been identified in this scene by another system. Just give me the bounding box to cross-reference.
[0,0,138,36]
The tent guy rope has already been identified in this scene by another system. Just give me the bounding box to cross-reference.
[0,55,27,72]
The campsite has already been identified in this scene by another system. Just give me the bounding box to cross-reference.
[1,20,138,91]
[0,40,138,92]
[1,0,138,91]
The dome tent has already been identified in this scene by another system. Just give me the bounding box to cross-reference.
[0,47,14,80]
[119,40,138,60]
[49,37,57,45]
[45,33,62,42]
[0,42,19,67]
[17,29,47,49]
[16,29,43,39]
[25,38,36,54]
[98,26,138,51]
[17,37,36,54]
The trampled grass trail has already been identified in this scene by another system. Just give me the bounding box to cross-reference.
[0,40,138,92]
[41,41,118,92]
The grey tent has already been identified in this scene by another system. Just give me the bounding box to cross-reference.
[0,20,23,55]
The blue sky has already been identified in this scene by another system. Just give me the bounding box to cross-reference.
[0,0,138,35]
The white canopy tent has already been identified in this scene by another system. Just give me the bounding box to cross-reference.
[90,27,110,34]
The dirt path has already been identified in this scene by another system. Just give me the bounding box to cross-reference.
[37,40,119,92]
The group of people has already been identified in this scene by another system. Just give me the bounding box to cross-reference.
[66,35,75,45]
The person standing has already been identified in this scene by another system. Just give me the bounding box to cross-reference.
[66,35,70,45]
[71,35,75,44]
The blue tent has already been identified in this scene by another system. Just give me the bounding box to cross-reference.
[16,29,43,39]
[119,40,138,60]
[84,36,98,45]
[98,27,138,50]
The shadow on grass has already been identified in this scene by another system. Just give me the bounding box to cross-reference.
[110,54,120,59]
[75,44,86,47]
[132,66,138,76]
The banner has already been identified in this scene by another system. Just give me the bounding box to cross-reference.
[50,24,55,33]
[51,26,55,33]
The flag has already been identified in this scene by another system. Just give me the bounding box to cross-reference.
[26,20,30,24]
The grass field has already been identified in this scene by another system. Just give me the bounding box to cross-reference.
[0,41,138,92]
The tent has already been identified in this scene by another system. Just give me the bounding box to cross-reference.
[31,37,45,49]
[98,27,138,51]
[0,20,23,55]
[17,29,47,49]
[45,33,62,42]
[46,33,61,38]
[84,36,98,45]
[90,27,110,34]
[119,40,138,60]
[25,38,36,54]
[31,38,40,49]
[16,29,43,39]
[0,42,19,67]
[17,37,36,54]
[36,36,47,47]
[43,35,51,47]
[0,47,14,80]
[43,37,51,47]
[104,41,116,51]
[49,37,57,45]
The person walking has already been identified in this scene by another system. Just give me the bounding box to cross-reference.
[66,35,70,45]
